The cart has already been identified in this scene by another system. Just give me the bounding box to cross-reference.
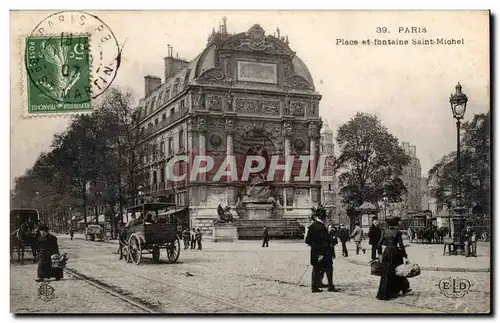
[120,203,181,265]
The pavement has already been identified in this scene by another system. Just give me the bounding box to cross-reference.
[10,235,491,314]
[338,240,490,273]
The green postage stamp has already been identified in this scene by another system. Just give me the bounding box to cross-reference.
[25,34,92,114]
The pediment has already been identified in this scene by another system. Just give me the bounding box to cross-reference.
[219,25,295,57]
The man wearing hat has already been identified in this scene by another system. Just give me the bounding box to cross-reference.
[36,224,61,282]
[305,206,340,293]
[368,216,383,260]
[338,223,350,257]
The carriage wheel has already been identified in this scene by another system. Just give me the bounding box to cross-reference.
[165,237,180,263]
[152,245,160,262]
[128,234,142,265]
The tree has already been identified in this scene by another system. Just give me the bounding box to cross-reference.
[335,112,410,209]
[428,112,490,214]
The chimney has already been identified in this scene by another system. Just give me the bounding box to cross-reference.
[164,47,189,82]
[144,75,161,97]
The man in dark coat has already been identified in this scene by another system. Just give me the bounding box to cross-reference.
[36,224,61,282]
[262,226,269,247]
[305,206,340,293]
[368,216,383,260]
[338,223,350,257]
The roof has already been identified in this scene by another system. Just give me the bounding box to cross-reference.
[126,203,177,212]
[355,202,379,213]
[138,23,317,115]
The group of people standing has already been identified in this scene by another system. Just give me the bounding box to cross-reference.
[306,210,412,300]
[182,228,203,250]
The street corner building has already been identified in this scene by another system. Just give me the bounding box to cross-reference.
[133,20,323,239]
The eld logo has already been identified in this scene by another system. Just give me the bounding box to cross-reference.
[437,277,472,299]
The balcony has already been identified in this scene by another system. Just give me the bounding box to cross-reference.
[142,108,188,139]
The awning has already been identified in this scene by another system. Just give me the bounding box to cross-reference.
[159,207,188,217]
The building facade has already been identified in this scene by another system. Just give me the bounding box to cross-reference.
[319,119,337,208]
[133,21,323,236]
[398,142,423,218]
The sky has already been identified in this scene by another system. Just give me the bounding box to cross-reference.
[10,10,490,185]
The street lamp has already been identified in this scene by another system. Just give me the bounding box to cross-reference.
[449,82,468,236]
[382,196,388,222]
[137,185,144,205]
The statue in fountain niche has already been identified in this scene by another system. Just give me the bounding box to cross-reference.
[243,142,274,203]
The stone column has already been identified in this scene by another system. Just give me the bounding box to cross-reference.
[308,122,319,206]
[198,116,207,183]
[283,122,293,211]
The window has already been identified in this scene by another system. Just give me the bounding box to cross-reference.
[180,99,185,111]
[165,90,170,100]
[328,184,333,191]
[155,118,158,125]
[168,137,173,155]
[179,129,184,150]
[153,171,157,184]
[162,113,166,121]
[160,141,165,156]
[150,98,156,114]
[160,168,165,183]
[170,107,175,116]
[152,144,157,160]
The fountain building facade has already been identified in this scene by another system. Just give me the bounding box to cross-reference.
[133,19,323,238]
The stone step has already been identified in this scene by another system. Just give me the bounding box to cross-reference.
[237,226,305,239]
[233,219,303,228]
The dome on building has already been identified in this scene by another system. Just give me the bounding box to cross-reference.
[321,119,334,135]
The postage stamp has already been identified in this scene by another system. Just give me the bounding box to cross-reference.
[21,11,121,116]
[25,34,92,113]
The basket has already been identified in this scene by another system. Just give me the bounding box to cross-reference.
[395,263,421,278]
[369,259,384,276]
[51,253,68,269]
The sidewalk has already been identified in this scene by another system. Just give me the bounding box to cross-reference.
[340,241,490,273]
[61,234,490,272]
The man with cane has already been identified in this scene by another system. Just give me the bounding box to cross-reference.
[305,205,340,293]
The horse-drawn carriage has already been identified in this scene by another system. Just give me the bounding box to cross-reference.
[119,203,182,265]
[10,208,39,262]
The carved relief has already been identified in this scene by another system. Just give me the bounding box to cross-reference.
[288,75,313,89]
[308,101,318,117]
[308,122,320,139]
[222,25,293,56]
[225,92,234,112]
[294,138,305,151]
[291,102,306,117]
[197,68,225,83]
[235,99,279,115]
[225,119,234,135]
[209,134,223,148]
[283,122,293,138]
[198,117,207,133]
[195,90,206,110]
[208,95,223,112]
[267,124,281,139]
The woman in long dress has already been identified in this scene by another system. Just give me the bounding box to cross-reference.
[376,217,411,300]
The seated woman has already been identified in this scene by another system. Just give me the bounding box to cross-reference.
[376,217,411,300]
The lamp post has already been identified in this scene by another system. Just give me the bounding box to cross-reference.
[449,82,468,236]
[382,196,388,222]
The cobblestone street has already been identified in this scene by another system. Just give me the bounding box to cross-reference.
[10,236,491,314]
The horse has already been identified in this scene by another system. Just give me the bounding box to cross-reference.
[10,224,38,263]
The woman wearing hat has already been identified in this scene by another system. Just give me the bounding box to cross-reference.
[376,217,411,300]
[36,224,61,282]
